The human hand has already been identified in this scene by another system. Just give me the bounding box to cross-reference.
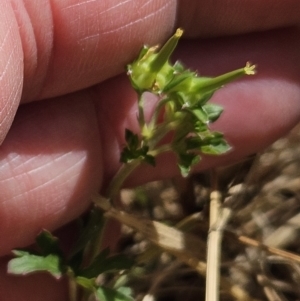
[1,1,300,299]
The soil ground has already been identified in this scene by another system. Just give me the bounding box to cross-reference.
[116,123,300,301]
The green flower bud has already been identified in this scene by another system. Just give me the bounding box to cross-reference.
[127,28,183,93]
[190,62,256,97]
[167,62,256,106]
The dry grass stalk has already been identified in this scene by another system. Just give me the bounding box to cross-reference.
[93,194,257,301]
[236,235,300,264]
[205,190,223,301]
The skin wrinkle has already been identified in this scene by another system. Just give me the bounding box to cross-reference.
[11,0,55,101]
[0,154,88,237]
[9,154,46,172]
[0,68,22,137]
[0,25,12,53]
[10,0,38,74]
[0,86,16,123]
[0,0,22,142]
[10,174,60,205]
[15,158,86,201]
[83,0,134,15]
[140,0,153,10]
[77,0,172,40]
[62,0,106,10]
[76,21,101,76]
[97,0,174,36]
[0,96,103,234]
[20,161,94,199]
[24,151,82,175]
[27,153,87,183]
[1,173,36,204]
[31,0,55,101]
[0,44,18,82]
[11,156,82,195]
[0,29,20,128]
[42,203,68,223]
[21,0,176,100]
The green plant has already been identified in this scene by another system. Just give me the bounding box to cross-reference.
[8,29,255,301]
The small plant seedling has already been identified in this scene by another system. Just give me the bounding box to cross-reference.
[8,29,255,301]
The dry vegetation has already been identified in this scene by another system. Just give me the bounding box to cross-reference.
[108,123,300,301]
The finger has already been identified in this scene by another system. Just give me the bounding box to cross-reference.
[12,0,300,101]
[11,0,178,102]
[0,94,103,256]
[0,1,23,143]
[5,0,300,104]
[1,28,300,255]
[2,0,300,144]
[178,0,300,37]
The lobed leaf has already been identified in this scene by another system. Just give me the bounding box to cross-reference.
[36,229,62,256]
[203,103,224,122]
[8,250,64,279]
[178,152,201,177]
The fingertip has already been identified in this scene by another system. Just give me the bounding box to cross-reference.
[0,1,23,143]
[0,94,103,255]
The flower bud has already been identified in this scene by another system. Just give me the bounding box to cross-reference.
[127,29,183,93]
[167,62,256,106]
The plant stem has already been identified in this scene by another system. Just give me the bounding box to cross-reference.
[149,144,172,157]
[146,119,180,149]
[147,96,171,130]
[105,160,141,200]
[67,270,78,301]
[138,92,145,129]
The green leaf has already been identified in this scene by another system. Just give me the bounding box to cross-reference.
[95,286,134,301]
[188,107,208,124]
[185,136,203,150]
[203,103,223,122]
[116,287,132,297]
[8,250,64,279]
[76,276,95,290]
[124,129,139,150]
[80,250,134,278]
[113,274,130,289]
[36,230,62,256]
[69,208,104,258]
[120,134,155,166]
[177,153,200,177]
[120,147,132,163]
[185,132,231,155]
[194,121,209,133]
[200,139,231,155]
